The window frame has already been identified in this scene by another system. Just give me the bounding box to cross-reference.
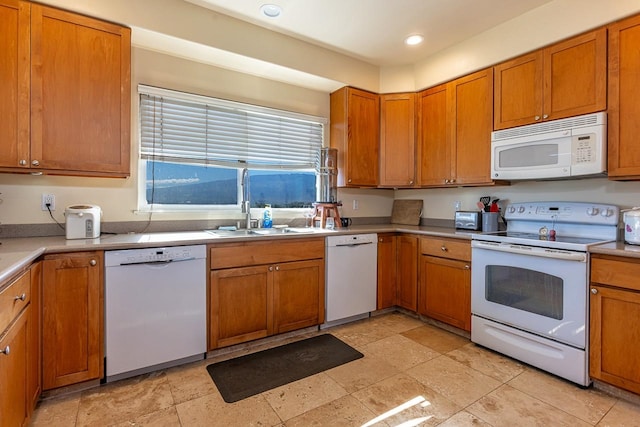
[136,85,327,213]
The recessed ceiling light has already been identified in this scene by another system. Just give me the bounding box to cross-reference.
[405,34,424,46]
[260,4,282,18]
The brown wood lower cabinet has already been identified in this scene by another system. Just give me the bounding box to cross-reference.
[377,233,397,309]
[418,237,471,331]
[209,238,325,350]
[42,251,104,390]
[28,261,42,412]
[590,255,640,394]
[396,235,418,311]
[0,307,28,427]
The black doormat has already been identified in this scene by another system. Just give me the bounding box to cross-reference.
[206,334,363,403]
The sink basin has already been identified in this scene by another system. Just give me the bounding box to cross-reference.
[204,227,324,237]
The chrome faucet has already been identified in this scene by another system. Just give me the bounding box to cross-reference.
[240,168,251,229]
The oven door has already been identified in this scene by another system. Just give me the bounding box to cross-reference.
[471,240,588,348]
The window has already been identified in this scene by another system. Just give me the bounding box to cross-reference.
[138,85,325,211]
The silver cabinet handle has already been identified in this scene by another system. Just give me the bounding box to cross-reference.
[31,160,40,166]
[591,288,598,294]
[441,246,448,252]
[543,114,548,119]
[14,293,26,301]
[275,265,280,271]
[269,266,273,272]
[90,259,97,266]
[19,159,27,166]
[535,115,540,121]
[348,179,352,183]
[0,346,9,355]
[464,265,470,269]
[409,180,414,185]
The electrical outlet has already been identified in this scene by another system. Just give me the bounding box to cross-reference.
[352,199,359,210]
[41,194,55,211]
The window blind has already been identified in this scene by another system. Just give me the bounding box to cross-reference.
[139,85,325,170]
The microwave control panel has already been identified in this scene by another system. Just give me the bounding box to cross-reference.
[572,133,596,164]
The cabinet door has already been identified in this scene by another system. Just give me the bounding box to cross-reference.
[396,235,418,311]
[379,93,416,187]
[417,84,450,186]
[330,87,379,187]
[419,256,471,331]
[544,28,606,121]
[0,0,30,169]
[210,265,273,349]
[589,285,640,394]
[377,233,397,309]
[43,252,103,389]
[0,308,28,427]
[493,51,543,130]
[608,15,640,179]
[27,262,42,413]
[449,68,493,186]
[30,4,131,176]
[273,259,324,334]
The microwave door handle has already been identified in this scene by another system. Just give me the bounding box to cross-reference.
[472,241,586,262]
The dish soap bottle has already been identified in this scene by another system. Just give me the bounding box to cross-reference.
[262,204,273,228]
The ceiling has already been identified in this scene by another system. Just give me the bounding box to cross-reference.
[184,0,553,67]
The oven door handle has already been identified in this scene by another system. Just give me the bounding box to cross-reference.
[471,240,587,262]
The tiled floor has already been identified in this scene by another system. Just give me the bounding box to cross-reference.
[32,312,640,426]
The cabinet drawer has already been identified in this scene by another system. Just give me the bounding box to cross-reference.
[420,237,470,261]
[210,238,325,269]
[0,270,31,333]
[591,256,640,291]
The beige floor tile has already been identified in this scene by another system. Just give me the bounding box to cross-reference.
[175,391,281,427]
[447,343,525,383]
[328,318,399,349]
[31,393,81,427]
[437,410,493,427]
[325,353,399,393]
[284,395,379,427]
[165,359,218,405]
[401,324,469,353]
[368,311,425,334]
[75,372,174,427]
[262,372,348,421]
[406,355,501,407]
[598,399,640,426]
[111,406,182,426]
[467,384,592,427]
[352,373,462,426]
[508,368,617,424]
[363,334,440,371]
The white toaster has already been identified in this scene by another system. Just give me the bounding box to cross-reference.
[65,205,101,239]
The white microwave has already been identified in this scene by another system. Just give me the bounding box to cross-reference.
[491,112,606,181]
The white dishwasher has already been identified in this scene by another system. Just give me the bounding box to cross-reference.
[105,245,207,382]
[324,233,377,327]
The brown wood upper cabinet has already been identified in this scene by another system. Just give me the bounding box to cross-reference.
[0,1,131,177]
[379,93,416,187]
[417,68,494,187]
[330,87,380,187]
[607,14,640,179]
[493,28,606,130]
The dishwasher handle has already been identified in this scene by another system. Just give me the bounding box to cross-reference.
[118,256,197,266]
[334,241,374,248]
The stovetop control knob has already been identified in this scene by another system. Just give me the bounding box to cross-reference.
[517,206,525,213]
[507,206,516,214]
[600,208,613,217]
[587,207,600,216]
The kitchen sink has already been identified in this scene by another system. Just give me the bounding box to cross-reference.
[204,227,328,237]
